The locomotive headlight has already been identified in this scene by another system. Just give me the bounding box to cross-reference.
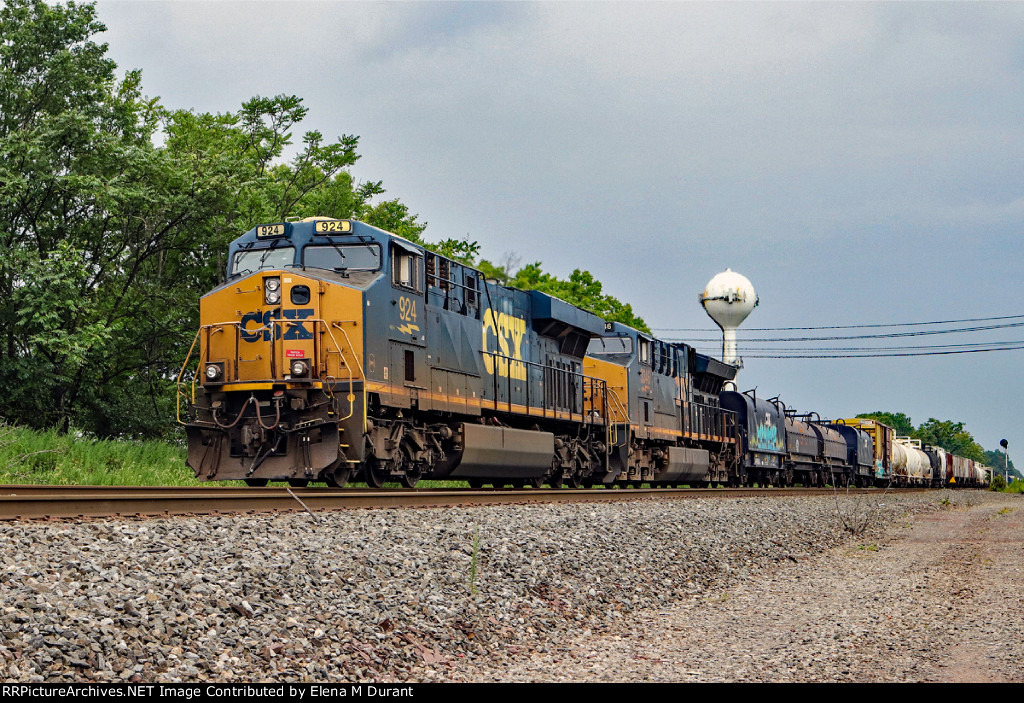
[205,363,222,381]
[291,360,308,376]
[264,277,281,305]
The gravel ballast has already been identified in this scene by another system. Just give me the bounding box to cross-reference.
[1,490,1019,682]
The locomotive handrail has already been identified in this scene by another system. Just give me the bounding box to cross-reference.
[175,329,203,425]
[602,386,629,447]
[328,321,368,432]
[479,349,614,464]
[175,318,367,430]
[175,321,247,426]
[684,399,736,443]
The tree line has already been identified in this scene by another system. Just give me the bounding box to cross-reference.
[0,0,645,439]
[855,412,1015,476]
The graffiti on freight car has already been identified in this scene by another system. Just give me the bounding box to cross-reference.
[753,414,785,452]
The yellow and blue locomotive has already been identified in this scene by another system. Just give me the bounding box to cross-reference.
[179,216,741,487]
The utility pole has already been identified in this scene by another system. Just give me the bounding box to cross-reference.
[1000,439,1009,484]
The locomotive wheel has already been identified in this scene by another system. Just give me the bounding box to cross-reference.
[467,478,484,488]
[288,479,309,488]
[529,476,545,488]
[566,473,582,489]
[363,458,387,489]
[400,473,420,489]
[549,475,564,489]
[325,468,352,488]
[244,478,268,487]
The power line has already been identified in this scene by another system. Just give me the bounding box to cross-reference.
[690,339,1024,354]
[652,312,1024,333]
[736,345,1024,359]
[664,321,1024,344]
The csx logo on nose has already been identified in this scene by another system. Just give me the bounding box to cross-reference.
[240,309,314,342]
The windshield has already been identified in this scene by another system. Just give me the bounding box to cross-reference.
[232,246,296,276]
[586,336,633,356]
[304,244,382,271]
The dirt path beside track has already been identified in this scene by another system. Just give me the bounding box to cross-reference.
[473,493,1024,682]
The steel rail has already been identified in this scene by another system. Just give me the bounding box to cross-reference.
[0,484,917,522]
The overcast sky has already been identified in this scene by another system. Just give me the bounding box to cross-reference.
[95,1,1024,465]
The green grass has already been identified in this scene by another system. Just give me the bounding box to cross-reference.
[0,422,469,488]
[0,423,211,486]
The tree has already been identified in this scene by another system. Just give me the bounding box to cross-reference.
[0,0,651,436]
[855,411,994,465]
[984,449,1018,479]
[915,418,986,463]
[505,264,650,333]
[0,0,186,433]
[855,411,915,437]
[0,0,426,437]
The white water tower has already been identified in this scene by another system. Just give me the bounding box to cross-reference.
[699,269,758,375]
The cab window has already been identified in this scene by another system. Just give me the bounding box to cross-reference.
[392,245,421,292]
[232,246,296,276]
[304,244,381,271]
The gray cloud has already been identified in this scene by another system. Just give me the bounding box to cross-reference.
[95,0,1024,457]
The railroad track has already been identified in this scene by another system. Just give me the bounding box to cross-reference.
[0,484,896,521]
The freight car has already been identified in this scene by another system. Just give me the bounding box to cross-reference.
[178,216,988,490]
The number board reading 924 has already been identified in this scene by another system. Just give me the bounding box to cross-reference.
[314,220,353,234]
[256,224,286,238]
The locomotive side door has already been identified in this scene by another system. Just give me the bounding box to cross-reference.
[636,336,654,438]
[386,242,426,408]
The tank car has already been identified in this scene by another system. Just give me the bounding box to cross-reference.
[895,438,931,487]
[924,445,952,488]
[975,464,991,487]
